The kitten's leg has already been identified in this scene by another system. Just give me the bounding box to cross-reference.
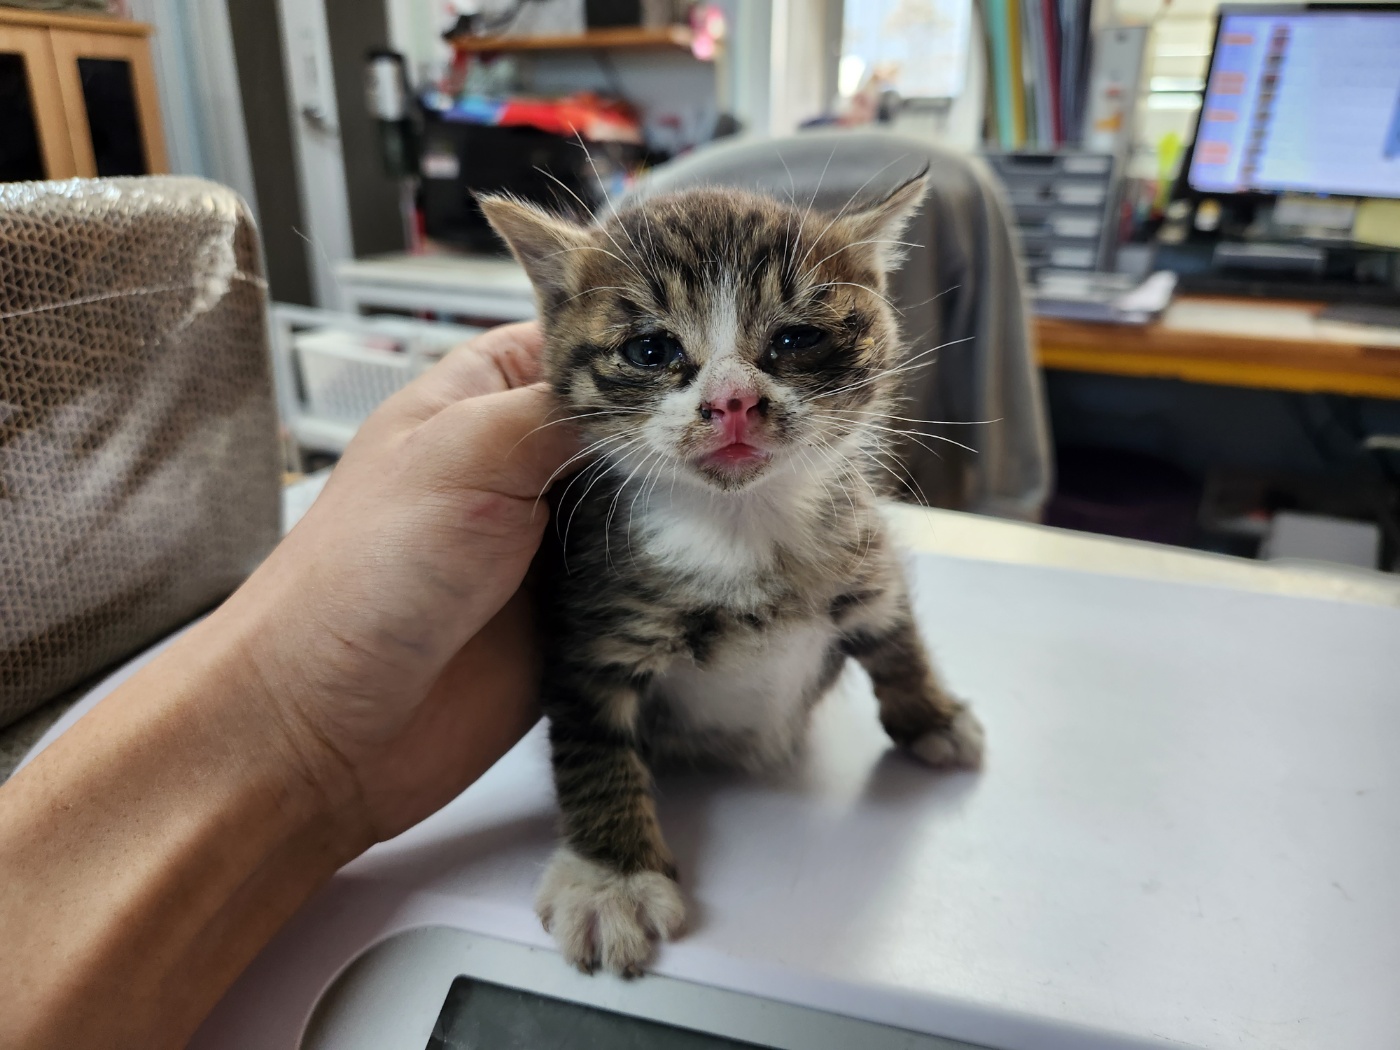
[537,680,684,977]
[845,599,984,770]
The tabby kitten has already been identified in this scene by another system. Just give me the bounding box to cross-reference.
[480,174,984,977]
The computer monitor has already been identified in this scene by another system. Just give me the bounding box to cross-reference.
[1187,3,1400,200]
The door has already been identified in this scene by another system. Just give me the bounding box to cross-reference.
[0,23,76,180]
[50,28,168,177]
[276,0,355,309]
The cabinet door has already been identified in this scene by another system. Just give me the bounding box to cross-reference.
[0,24,76,181]
[50,29,167,178]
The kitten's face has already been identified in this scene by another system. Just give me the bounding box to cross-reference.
[482,180,925,493]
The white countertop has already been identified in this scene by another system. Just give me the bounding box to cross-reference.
[181,491,1400,1049]
[1164,298,1400,348]
[25,479,1393,1049]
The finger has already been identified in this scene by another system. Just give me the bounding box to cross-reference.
[467,321,549,389]
[417,384,582,501]
[378,322,547,428]
[430,321,548,400]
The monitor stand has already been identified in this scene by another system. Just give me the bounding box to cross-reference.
[1154,189,1400,306]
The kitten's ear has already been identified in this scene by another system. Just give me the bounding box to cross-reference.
[839,170,930,272]
[478,193,593,302]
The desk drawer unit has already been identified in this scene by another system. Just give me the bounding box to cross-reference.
[984,151,1118,278]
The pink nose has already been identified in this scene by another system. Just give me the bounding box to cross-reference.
[701,392,765,443]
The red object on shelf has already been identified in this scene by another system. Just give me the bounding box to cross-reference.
[496,92,643,144]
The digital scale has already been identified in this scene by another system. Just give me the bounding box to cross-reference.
[30,553,1400,1049]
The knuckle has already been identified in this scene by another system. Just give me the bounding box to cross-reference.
[457,487,544,541]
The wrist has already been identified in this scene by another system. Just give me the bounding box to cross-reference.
[177,598,378,860]
[0,602,373,1049]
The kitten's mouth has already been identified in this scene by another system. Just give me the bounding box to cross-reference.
[697,442,771,474]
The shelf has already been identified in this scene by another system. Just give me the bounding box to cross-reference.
[0,9,150,35]
[449,25,698,55]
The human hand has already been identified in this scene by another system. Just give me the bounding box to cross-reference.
[0,322,579,1050]
[210,321,577,843]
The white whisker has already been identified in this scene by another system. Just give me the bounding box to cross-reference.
[542,243,638,275]
[557,284,633,305]
[606,447,662,569]
[794,155,906,276]
[536,431,638,513]
[558,434,647,548]
[831,408,1001,427]
[823,413,983,454]
[816,336,977,400]
[827,417,980,457]
[808,280,898,311]
[803,238,923,273]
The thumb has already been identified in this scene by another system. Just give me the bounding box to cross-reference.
[417,384,582,502]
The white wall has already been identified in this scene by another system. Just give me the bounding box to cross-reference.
[276,0,355,308]
[887,1,988,153]
[384,0,451,86]
[127,0,259,213]
[768,0,828,136]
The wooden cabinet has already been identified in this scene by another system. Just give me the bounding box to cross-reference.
[0,20,72,180]
[0,10,166,182]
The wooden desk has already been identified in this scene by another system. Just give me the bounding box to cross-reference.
[1036,296,1400,400]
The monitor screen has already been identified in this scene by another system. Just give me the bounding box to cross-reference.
[1187,5,1400,199]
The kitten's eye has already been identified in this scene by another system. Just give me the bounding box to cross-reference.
[767,326,832,366]
[621,333,684,370]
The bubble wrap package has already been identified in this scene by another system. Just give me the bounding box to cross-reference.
[0,177,280,726]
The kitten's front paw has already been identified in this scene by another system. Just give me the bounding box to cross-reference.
[536,846,686,977]
[908,706,985,770]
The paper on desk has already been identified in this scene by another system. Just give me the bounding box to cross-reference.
[1354,199,1400,249]
[1164,299,1400,348]
[1033,270,1176,324]
[1112,270,1176,316]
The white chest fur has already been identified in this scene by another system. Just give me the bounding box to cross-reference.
[636,484,785,595]
[627,466,853,765]
[631,463,838,601]
[649,617,841,767]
